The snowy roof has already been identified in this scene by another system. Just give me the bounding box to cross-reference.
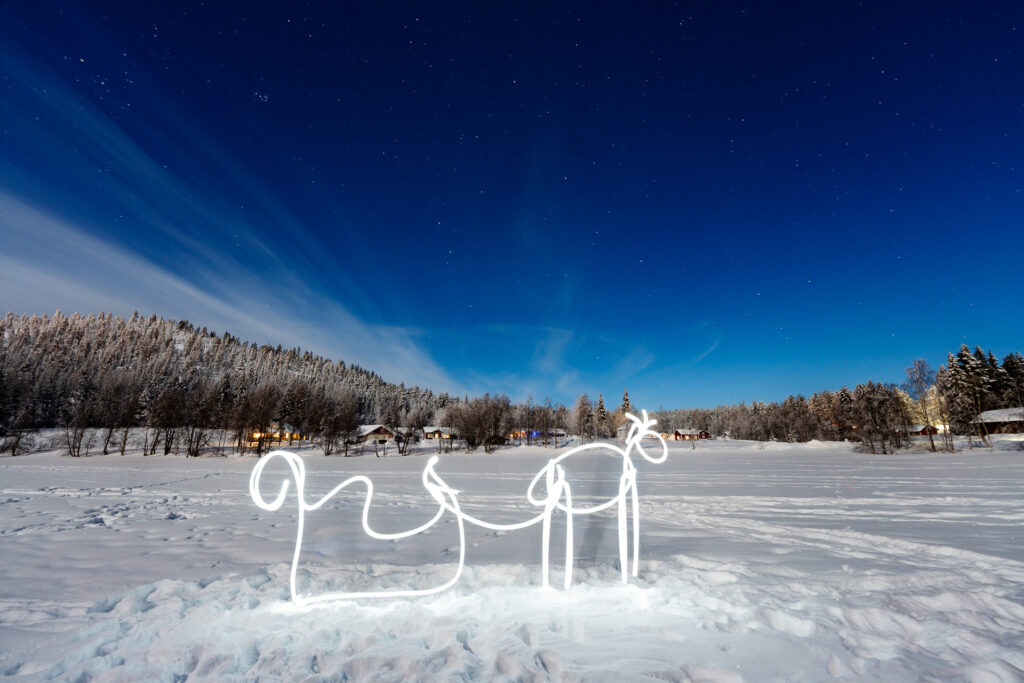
[971,408,1024,423]
[424,426,453,434]
[357,424,394,436]
[260,421,308,435]
[675,428,704,435]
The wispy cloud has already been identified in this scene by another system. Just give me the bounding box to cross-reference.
[0,41,461,393]
[0,36,662,405]
[0,192,461,392]
[434,323,656,404]
[693,337,721,363]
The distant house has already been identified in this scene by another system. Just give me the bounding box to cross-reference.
[506,428,567,443]
[674,428,711,441]
[971,408,1024,434]
[356,425,397,444]
[245,421,309,447]
[616,423,659,440]
[904,424,939,436]
[423,426,457,440]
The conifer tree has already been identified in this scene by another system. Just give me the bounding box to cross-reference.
[937,352,977,440]
[1002,352,1024,406]
[573,394,592,442]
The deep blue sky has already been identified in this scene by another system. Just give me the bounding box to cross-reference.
[2,1,1022,409]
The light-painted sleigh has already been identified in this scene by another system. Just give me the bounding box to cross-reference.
[249,411,667,606]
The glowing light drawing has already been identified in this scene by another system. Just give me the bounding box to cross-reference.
[249,411,667,605]
[249,452,466,606]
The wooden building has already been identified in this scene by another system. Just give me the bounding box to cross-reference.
[905,424,939,436]
[356,424,397,444]
[423,426,457,440]
[971,408,1024,434]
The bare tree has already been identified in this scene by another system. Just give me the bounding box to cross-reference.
[63,372,94,457]
[0,366,37,456]
[448,394,511,452]
[540,397,553,447]
[246,383,281,455]
[852,381,903,454]
[150,384,184,455]
[902,359,937,452]
[398,405,430,455]
[180,379,215,457]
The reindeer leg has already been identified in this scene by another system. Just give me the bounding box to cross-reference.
[541,506,551,589]
[631,478,640,578]
[617,477,628,585]
[562,478,574,590]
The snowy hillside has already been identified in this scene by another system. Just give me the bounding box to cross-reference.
[2,439,1023,681]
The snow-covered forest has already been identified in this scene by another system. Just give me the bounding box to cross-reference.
[651,347,1024,451]
[1,311,1022,458]
[0,312,455,456]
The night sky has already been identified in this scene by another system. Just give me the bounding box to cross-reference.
[2,2,1022,409]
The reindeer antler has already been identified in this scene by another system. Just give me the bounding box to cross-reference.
[624,410,668,464]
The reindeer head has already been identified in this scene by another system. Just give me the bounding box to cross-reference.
[624,410,668,464]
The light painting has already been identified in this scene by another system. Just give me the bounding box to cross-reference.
[249,410,668,606]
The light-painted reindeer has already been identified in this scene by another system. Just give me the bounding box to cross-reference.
[249,411,667,605]
[530,409,668,588]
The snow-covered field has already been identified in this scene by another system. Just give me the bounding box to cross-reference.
[2,437,1024,681]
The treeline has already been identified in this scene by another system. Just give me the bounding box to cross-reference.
[0,311,588,457]
[652,345,1024,453]
[2,311,1021,457]
[446,394,578,452]
[0,311,455,456]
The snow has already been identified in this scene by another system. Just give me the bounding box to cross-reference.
[2,437,1024,680]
